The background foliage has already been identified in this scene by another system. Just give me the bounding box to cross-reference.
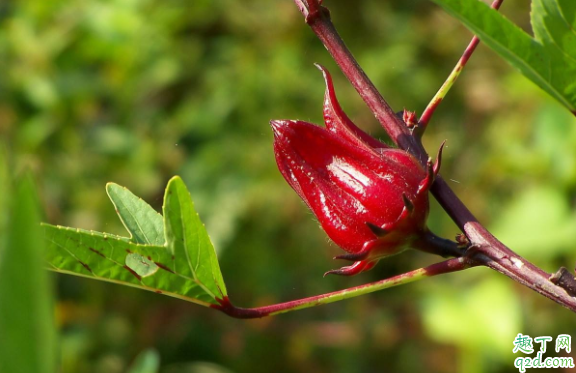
[1,0,575,372]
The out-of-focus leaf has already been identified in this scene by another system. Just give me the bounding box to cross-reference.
[0,177,56,373]
[106,183,165,245]
[45,177,227,305]
[127,349,160,373]
[431,0,576,112]
[531,103,576,186]
[490,186,576,260]
[421,275,520,372]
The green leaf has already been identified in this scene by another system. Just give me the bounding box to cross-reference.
[431,0,576,112]
[106,183,165,245]
[421,275,521,364]
[0,177,57,373]
[163,176,227,301]
[44,176,227,306]
[490,186,576,261]
[532,0,576,62]
[44,224,216,305]
[127,349,160,373]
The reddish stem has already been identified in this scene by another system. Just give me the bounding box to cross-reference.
[214,257,471,319]
[292,0,576,313]
[295,1,417,153]
[418,0,504,128]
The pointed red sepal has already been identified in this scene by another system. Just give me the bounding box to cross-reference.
[366,222,389,237]
[316,64,388,151]
[402,193,415,215]
[324,260,376,277]
[433,140,446,176]
[417,141,445,195]
[334,250,370,262]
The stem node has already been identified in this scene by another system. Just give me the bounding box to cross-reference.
[550,267,576,297]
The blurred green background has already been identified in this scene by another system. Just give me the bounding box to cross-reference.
[1,0,575,372]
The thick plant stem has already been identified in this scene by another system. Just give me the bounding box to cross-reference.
[214,257,471,319]
[293,0,576,313]
[296,0,418,154]
[418,0,504,129]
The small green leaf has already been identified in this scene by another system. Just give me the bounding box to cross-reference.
[431,0,576,112]
[45,176,228,306]
[163,176,227,300]
[106,183,165,246]
[0,178,57,373]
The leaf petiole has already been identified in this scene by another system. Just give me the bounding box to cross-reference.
[213,257,472,319]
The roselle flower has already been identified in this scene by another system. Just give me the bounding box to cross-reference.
[271,66,444,276]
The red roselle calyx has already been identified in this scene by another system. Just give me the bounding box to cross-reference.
[271,65,453,276]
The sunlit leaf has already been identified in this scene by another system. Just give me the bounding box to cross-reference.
[531,0,576,62]
[44,223,219,305]
[44,176,227,306]
[163,176,227,301]
[106,183,165,245]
